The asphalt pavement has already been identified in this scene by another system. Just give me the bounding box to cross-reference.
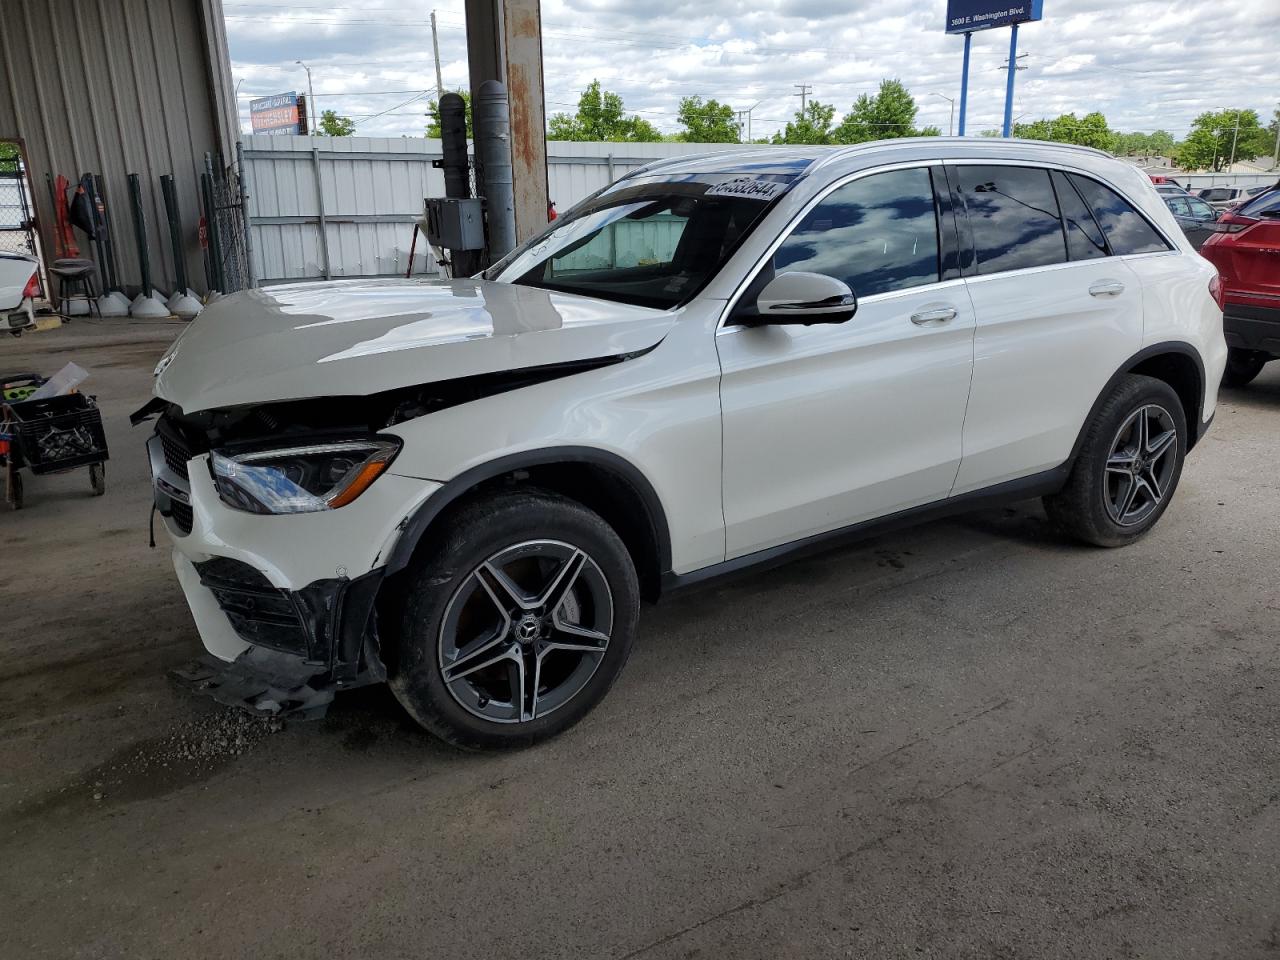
[1,319,1277,959]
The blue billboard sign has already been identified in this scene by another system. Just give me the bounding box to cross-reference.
[250,92,304,135]
[946,0,1044,34]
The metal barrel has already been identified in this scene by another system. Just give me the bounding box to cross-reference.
[473,80,516,263]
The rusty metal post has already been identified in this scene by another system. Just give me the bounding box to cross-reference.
[465,0,549,244]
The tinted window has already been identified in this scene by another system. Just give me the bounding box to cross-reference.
[1053,171,1108,260]
[1166,197,1190,217]
[1200,188,1228,201]
[1069,175,1171,255]
[955,165,1067,274]
[774,167,939,297]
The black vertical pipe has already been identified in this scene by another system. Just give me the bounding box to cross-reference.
[93,174,121,291]
[160,175,188,292]
[83,173,109,293]
[439,93,471,200]
[127,173,153,297]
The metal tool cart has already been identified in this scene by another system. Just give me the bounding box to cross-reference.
[0,373,108,510]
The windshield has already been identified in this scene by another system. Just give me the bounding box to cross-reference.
[484,172,797,309]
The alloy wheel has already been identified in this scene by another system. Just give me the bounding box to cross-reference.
[1103,403,1178,527]
[437,540,614,724]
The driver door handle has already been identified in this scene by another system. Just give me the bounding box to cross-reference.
[1089,280,1126,298]
[910,306,957,326]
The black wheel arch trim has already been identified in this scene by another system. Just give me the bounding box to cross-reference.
[1071,340,1208,457]
[382,446,673,579]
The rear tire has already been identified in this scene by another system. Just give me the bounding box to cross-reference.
[89,462,106,496]
[1221,348,1267,388]
[1044,374,1186,548]
[388,489,640,750]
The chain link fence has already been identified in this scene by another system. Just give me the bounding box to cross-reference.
[0,152,37,258]
[201,153,251,293]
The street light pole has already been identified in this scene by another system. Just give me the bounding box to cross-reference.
[932,93,956,137]
[295,59,316,136]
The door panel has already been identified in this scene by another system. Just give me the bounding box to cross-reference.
[719,283,976,557]
[953,259,1143,493]
[718,165,976,558]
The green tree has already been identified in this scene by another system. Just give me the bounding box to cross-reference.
[547,81,662,142]
[676,96,739,143]
[771,100,837,145]
[317,109,356,137]
[1013,111,1115,151]
[426,90,472,139]
[0,141,18,161]
[832,79,937,144]
[1174,109,1270,171]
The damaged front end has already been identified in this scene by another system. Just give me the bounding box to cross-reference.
[136,352,651,720]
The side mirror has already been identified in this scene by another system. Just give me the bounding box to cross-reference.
[737,272,857,327]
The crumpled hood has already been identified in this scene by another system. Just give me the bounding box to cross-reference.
[154,277,675,413]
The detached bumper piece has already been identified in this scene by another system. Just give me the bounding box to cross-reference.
[174,558,388,720]
[171,648,334,720]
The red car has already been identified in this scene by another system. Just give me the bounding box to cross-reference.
[1199,188,1280,387]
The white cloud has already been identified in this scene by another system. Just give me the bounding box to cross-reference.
[223,0,1280,141]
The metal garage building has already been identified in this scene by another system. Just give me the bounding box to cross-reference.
[0,0,238,296]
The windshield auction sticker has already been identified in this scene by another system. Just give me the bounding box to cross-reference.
[705,177,788,201]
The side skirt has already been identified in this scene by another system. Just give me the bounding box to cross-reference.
[660,464,1070,596]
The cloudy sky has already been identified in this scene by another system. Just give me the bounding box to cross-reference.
[224,0,1279,143]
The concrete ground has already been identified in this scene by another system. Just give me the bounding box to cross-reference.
[1,320,1277,960]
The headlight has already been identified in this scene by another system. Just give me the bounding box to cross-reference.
[210,438,400,515]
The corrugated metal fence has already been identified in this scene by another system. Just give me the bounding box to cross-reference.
[241,136,758,284]
[241,135,1279,285]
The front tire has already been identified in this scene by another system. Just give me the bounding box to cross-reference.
[1044,374,1186,547]
[1221,348,1267,389]
[389,490,640,749]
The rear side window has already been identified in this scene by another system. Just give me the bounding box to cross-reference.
[954,165,1067,274]
[1238,190,1280,218]
[1069,175,1172,255]
[1052,171,1108,261]
[774,167,940,298]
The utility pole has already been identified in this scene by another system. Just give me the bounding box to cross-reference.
[430,10,445,102]
[794,84,811,115]
[1227,110,1241,170]
[295,60,316,135]
[1273,102,1279,170]
[999,44,1027,138]
[736,100,763,143]
[932,93,955,137]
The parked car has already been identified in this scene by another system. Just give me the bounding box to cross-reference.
[1224,184,1274,210]
[1164,194,1221,249]
[1199,189,1280,387]
[139,140,1226,748]
[1198,186,1252,211]
[0,252,39,335]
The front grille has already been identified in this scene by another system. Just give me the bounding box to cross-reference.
[195,558,309,656]
[161,432,191,479]
[168,499,193,535]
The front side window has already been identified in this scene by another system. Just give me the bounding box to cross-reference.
[486,172,793,309]
[1069,174,1172,255]
[1166,197,1191,217]
[773,167,940,298]
[955,165,1068,274]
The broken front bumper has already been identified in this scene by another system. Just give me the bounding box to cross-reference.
[151,435,441,715]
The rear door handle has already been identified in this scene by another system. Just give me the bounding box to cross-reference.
[910,306,958,326]
[1089,280,1126,298]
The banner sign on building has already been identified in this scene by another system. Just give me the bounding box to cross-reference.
[250,92,304,134]
[945,0,1044,34]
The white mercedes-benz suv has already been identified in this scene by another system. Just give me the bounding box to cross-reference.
[137,139,1226,748]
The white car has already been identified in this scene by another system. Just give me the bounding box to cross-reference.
[0,252,39,334]
[138,139,1226,748]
